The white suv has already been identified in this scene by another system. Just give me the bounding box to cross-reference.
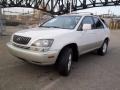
[7,13,110,76]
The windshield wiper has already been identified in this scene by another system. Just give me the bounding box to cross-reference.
[40,26,62,29]
[39,26,51,28]
[49,26,62,28]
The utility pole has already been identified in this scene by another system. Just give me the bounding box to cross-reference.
[0,6,6,36]
[69,0,72,13]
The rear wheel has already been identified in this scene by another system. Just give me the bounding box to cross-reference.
[97,40,108,56]
[57,47,73,76]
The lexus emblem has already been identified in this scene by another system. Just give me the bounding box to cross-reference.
[16,37,21,41]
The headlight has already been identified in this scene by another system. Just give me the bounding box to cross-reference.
[32,39,54,47]
[31,39,54,52]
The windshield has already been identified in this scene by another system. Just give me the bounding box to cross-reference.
[40,16,81,29]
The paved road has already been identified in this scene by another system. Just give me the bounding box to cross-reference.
[0,29,120,90]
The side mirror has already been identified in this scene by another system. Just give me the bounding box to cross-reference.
[82,24,92,30]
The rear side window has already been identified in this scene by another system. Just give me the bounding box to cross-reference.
[93,17,104,29]
[101,18,108,27]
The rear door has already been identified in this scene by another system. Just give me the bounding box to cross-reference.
[93,16,106,47]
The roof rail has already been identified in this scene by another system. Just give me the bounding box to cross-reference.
[70,12,93,15]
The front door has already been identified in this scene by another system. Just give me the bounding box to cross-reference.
[78,16,98,54]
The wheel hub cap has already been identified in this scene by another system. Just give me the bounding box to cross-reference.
[68,54,72,71]
[103,43,107,53]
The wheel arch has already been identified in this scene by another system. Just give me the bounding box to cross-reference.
[104,37,110,43]
[56,43,79,63]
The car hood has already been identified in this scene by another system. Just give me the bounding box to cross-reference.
[14,27,72,39]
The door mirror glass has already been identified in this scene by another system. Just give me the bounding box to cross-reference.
[82,24,92,30]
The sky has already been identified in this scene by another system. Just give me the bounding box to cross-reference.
[1,6,120,16]
[77,6,120,15]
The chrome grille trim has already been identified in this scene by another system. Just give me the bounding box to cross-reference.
[13,35,31,45]
[12,43,30,49]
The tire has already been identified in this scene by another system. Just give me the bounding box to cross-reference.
[57,47,73,76]
[97,40,108,56]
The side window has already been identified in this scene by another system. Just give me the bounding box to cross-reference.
[93,17,104,29]
[81,16,95,30]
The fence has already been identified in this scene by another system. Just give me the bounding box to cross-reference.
[109,20,120,30]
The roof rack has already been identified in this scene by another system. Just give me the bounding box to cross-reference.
[70,12,94,15]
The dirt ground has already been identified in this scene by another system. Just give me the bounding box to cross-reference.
[0,27,120,90]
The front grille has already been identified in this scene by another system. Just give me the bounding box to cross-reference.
[13,35,31,45]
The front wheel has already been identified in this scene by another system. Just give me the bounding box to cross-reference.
[97,40,108,56]
[57,47,73,76]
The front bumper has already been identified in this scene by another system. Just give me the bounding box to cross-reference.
[7,42,59,65]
